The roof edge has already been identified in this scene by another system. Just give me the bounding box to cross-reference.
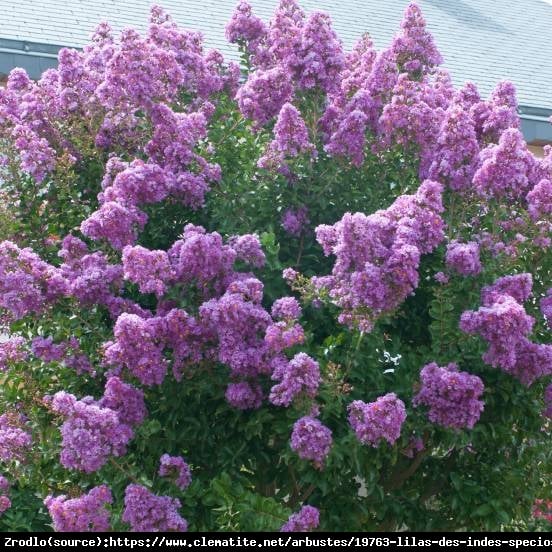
[0,37,80,57]
[519,104,552,120]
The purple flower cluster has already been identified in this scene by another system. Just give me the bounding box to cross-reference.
[314,180,445,331]
[237,66,294,127]
[318,43,524,185]
[273,103,313,157]
[323,49,395,165]
[159,454,192,491]
[2,13,227,254]
[49,391,132,472]
[293,12,344,93]
[0,496,10,516]
[99,376,147,427]
[319,98,360,161]
[0,241,65,320]
[32,337,67,362]
[480,273,533,305]
[145,105,220,198]
[168,224,264,298]
[104,226,306,408]
[281,505,320,532]
[348,393,406,447]
[100,160,171,206]
[471,81,520,144]
[104,313,167,386]
[272,297,302,321]
[266,0,305,69]
[81,124,220,249]
[32,336,94,375]
[94,27,182,110]
[267,5,518,183]
[377,74,442,169]
[269,352,320,406]
[10,125,57,183]
[94,218,302,406]
[55,235,125,309]
[226,1,267,46]
[122,484,188,532]
[317,0,450,169]
[264,319,305,354]
[0,475,9,516]
[1,4,230,187]
[44,485,113,532]
[473,129,538,200]
[169,225,235,292]
[0,337,27,371]
[225,381,263,410]
[161,308,211,381]
[80,201,147,251]
[258,103,314,170]
[281,206,309,237]
[428,105,479,192]
[460,274,552,386]
[200,279,271,377]
[229,234,266,268]
[199,276,310,408]
[445,241,482,277]
[391,3,443,75]
[527,179,552,221]
[340,35,376,97]
[460,295,532,373]
[0,414,32,463]
[122,246,174,297]
[413,362,484,429]
[542,146,552,181]
[290,416,332,465]
[234,2,346,124]
[49,378,145,472]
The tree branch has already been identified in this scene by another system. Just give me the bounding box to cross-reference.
[383,449,429,492]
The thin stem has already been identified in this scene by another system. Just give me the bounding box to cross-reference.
[214,116,246,147]
[297,483,316,505]
[346,331,365,372]
[295,233,305,268]
[109,457,140,484]
[288,464,300,503]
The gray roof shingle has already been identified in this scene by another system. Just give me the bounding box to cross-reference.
[1,0,551,111]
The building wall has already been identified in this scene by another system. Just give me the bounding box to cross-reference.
[0,51,57,80]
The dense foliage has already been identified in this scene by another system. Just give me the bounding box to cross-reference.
[0,0,551,532]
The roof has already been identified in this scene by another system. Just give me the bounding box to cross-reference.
[1,0,551,116]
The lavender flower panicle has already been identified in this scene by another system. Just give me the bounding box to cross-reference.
[348,393,406,447]
[281,505,320,532]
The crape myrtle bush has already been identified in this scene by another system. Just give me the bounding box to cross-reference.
[0,0,551,532]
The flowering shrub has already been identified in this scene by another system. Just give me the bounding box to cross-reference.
[0,0,550,532]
